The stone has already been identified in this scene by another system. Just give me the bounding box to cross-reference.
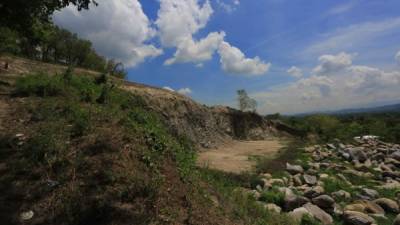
[348,147,368,163]
[284,195,309,211]
[361,188,379,200]
[286,163,304,175]
[332,190,351,200]
[391,151,400,161]
[288,207,312,222]
[293,174,303,186]
[312,195,335,210]
[304,186,325,199]
[373,198,399,213]
[343,210,375,225]
[344,204,366,212]
[265,203,282,213]
[303,174,317,185]
[303,203,333,225]
[20,210,34,221]
[354,200,385,215]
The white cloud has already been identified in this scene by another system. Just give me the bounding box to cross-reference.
[218,41,271,75]
[163,86,175,92]
[304,17,400,57]
[312,52,354,75]
[396,51,400,64]
[156,0,213,47]
[287,66,303,78]
[177,88,192,95]
[253,52,400,114]
[162,87,192,95]
[216,0,240,13]
[164,31,225,65]
[53,0,162,67]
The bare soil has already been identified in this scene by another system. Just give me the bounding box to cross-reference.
[197,138,286,174]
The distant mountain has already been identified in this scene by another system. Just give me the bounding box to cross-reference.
[330,103,400,115]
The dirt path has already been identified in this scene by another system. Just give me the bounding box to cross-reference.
[197,138,286,174]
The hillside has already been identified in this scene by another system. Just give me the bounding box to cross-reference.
[0,56,291,225]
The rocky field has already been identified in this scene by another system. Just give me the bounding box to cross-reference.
[240,136,400,225]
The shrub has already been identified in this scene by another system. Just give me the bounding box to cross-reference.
[15,73,64,97]
[259,189,285,206]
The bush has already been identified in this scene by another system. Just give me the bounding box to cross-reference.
[15,73,64,97]
[259,189,285,206]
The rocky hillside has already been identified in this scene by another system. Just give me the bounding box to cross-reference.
[242,136,400,225]
[0,55,279,148]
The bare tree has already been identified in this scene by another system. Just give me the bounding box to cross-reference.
[237,89,257,112]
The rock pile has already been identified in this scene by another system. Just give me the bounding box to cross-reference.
[240,136,400,224]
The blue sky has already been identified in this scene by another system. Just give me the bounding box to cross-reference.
[53,0,400,114]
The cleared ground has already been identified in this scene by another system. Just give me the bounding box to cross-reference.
[197,138,286,174]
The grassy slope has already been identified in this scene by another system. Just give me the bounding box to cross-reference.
[0,72,294,225]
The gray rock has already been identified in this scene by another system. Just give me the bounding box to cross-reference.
[348,147,368,163]
[332,190,351,200]
[312,195,335,210]
[343,210,375,225]
[265,203,282,213]
[20,210,34,221]
[391,151,400,161]
[303,203,333,225]
[354,200,385,215]
[361,188,379,200]
[303,174,317,185]
[304,186,325,199]
[373,198,400,213]
[285,195,309,211]
[286,163,304,175]
[288,207,312,222]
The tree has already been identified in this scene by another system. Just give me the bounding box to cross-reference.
[237,89,257,112]
[0,0,97,36]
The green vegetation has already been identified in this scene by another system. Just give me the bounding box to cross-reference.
[273,113,400,143]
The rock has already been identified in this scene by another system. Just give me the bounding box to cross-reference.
[344,204,366,212]
[303,174,317,185]
[20,210,34,221]
[361,188,379,200]
[348,147,368,163]
[320,173,329,179]
[293,174,303,186]
[289,207,312,222]
[284,195,309,211]
[354,200,385,215]
[304,186,325,199]
[312,195,335,210]
[327,144,336,150]
[303,203,333,225]
[270,178,285,186]
[332,190,351,200]
[391,151,400,161]
[343,210,375,225]
[373,198,399,213]
[394,214,400,225]
[286,163,304,175]
[265,203,282,213]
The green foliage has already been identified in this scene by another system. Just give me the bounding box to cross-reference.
[280,113,400,143]
[259,188,285,206]
[300,215,322,225]
[14,73,64,97]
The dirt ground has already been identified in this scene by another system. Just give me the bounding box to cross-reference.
[0,98,10,132]
[197,138,286,174]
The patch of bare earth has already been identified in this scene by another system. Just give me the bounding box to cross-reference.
[197,138,286,174]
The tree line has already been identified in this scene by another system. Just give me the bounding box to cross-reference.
[0,0,126,78]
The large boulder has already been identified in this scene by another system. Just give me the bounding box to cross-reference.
[286,163,304,175]
[332,190,351,200]
[264,203,282,214]
[343,210,375,225]
[312,195,335,210]
[303,203,333,225]
[361,188,379,200]
[348,147,368,163]
[373,198,399,213]
[304,186,325,199]
[288,207,312,223]
[353,200,385,215]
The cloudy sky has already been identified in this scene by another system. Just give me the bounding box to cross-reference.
[53,0,400,114]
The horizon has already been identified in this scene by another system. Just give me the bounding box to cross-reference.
[53,0,400,114]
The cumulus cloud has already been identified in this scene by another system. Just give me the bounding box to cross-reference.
[164,32,225,65]
[218,41,271,75]
[313,52,354,75]
[253,52,400,114]
[163,86,175,92]
[287,66,303,78]
[53,0,162,67]
[396,51,400,64]
[177,88,192,95]
[156,0,269,75]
